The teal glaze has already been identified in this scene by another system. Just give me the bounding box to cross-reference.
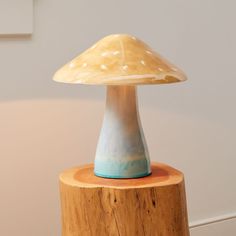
[94,86,151,179]
[94,157,151,179]
[94,171,151,179]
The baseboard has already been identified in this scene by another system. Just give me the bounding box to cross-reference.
[190,212,236,228]
[190,214,236,236]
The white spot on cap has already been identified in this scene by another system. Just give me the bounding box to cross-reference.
[131,36,137,41]
[140,60,146,66]
[82,62,87,68]
[69,62,75,68]
[146,50,152,55]
[101,64,108,70]
[91,44,97,50]
[101,52,109,57]
[113,51,120,55]
[122,65,128,70]
[158,68,164,72]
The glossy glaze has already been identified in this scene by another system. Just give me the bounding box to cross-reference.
[53,34,187,179]
[94,86,151,178]
[53,34,187,85]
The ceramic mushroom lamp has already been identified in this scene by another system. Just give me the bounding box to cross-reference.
[53,34,187,178]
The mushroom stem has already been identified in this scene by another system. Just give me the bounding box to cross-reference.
[94,85,151,178]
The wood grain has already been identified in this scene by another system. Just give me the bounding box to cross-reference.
[60,163,190,236]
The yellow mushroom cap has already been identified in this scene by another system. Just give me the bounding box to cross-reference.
[53,34,187,85]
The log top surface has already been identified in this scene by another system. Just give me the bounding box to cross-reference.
[60,163,184,189]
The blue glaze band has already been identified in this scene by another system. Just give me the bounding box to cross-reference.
[94,171,151,179]
[94,158,151,179]
[94,86,151,179]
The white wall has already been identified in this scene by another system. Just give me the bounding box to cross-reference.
[0,0,235,235]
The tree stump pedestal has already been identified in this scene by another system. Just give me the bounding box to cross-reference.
[59,163,190,236]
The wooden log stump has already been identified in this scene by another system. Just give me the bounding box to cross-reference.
[59,163,190,236]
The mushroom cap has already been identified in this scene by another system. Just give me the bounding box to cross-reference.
[53,34,187,85]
